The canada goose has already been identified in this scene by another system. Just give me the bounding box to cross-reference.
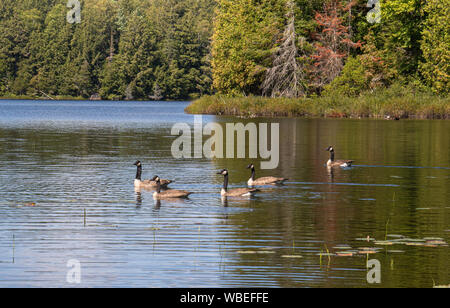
[246,163,288,186]
[385,115,400,121]
[217,169,259,197]
[325,146,354,167]
[152,176,192,199]
[133,161,173,188]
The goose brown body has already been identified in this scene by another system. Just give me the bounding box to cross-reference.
[133,161,173,189]
[218,169,259,197]
[247,164,288,186]
[139,178,173,188]
[325,147,354,167]
[152,176,192,199]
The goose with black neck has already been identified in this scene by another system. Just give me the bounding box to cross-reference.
[218,169,259,197]
[246,163,288,186]
[133,161,173,189]
[325,147,354,168]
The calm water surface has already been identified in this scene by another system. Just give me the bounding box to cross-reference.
[0,100,448,288]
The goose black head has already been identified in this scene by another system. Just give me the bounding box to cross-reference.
[326,146,334,152]
[246,163,255,170]
[151,176,161,182]
[134,161,142,167]
[217,169,228,176]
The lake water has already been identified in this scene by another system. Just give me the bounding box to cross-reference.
[0,100,448,288]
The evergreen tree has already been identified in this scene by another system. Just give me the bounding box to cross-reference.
[27,3,73,96]
[380,0,427,77]
[100,4,158,100]
[0,0,448,98]
[212,0,285,96]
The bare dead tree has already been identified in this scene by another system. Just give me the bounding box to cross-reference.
[311,0,361,91]
[262,0,306,98]
[149,82,163,101]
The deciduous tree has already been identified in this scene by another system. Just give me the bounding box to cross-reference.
[419,0,449,94]
[311,0,362,92]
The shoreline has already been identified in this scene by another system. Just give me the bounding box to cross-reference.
[2,94,449,120]
[0,96,189,103]
[185,94,450,120]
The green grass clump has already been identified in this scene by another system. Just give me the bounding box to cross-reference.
[186,89,449,119]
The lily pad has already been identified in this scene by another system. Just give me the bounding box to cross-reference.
[391,238,408,242]
[425,240,447,245]
[423,237,444,241]
[406,242,425,246]
[374,241,394,246]
[355,237,375,242]
[336,252,354,257]
[317,253,335,257]
[358,250,377,254]
[281,255,303,258]
[333,245,352,250]
[387,234,405,239]
[257,250,276,254]
[402,238,426,242]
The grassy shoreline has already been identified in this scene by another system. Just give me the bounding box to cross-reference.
[0,94,85,101]
[185,92,450,120]
[3,91,449,120]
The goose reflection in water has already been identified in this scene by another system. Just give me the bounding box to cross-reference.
[135,192,142,207]
[327,166,335,183]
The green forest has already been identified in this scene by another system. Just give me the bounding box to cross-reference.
[0,0,448,101]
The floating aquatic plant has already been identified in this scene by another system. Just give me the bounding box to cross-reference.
[425,240,447,246]
[257,251,276,254]
[356,237,375,242]
[281,255,303,258]
[317,252,334,257]
[237,250,276,255]
[333,245,352,250]
[336,252,354,257]
[237,251,257,254]
[423,237,444,241]
[387,234,405,239]
[374,241,394,246]
[358,250,377,255]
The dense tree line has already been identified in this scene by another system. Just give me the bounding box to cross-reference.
[213,0,449,97]
[0,0,448,100]
[0,0,215,100]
